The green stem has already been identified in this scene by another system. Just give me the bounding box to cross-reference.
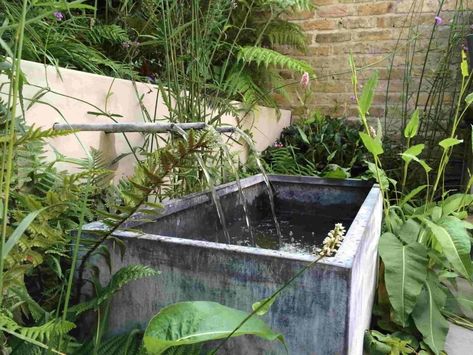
[0,0,28,308]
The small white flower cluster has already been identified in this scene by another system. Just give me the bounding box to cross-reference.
[315,223,346,257]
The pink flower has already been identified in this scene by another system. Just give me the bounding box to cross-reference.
[435,16,443,25]
[300,72,310,89]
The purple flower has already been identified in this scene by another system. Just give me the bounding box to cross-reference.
[53,11,64,21]
[434,16,443,25]
[350,95,356,102]
[463,44,469,52]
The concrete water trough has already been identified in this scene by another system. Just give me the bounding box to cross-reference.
[86,175,382,354]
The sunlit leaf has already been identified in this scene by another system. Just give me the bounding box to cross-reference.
[359,71,379,116]
[404,110,420,139]
[379,233,428,327]
[143,302,285,354]
[439,138,462,150]
[360,132,383,156]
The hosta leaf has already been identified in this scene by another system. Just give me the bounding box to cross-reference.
[379,233,428,327]
[424,219,473,278]
[412,274,449,355]
[143,301,284,354]
[404,110,420,139]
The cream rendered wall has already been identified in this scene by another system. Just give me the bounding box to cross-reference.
[0,60,291,180]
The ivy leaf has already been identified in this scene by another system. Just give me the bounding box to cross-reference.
[360,132,383,156]
[379,233,428,327]
[143,301,285,354]
[439,138,463,150]
[404,110,420,139]
[359,71,379,116]
[412,274,449,355]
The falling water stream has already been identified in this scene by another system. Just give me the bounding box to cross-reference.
[207,126,255,246]
[172,125,231,243]
[233,127,283,247]
[172,124,281,248]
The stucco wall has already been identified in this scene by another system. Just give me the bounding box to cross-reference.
[0,60,291,180]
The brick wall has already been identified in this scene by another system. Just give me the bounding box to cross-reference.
[277,0,472,123]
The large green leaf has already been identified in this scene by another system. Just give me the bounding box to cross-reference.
[360,132,383,156]
[424,218,473,278]
[379,233,428,327]
[404,110,420,139]
[397,219,421,244]
[143,301,284,354]
[359,71,379,116]
[441,193,473,216]
[412,274,449,355]
[438,138,463,150]
[401,144,424,162]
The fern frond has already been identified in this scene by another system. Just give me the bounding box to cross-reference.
[70,265,159,316]
[16,125,77,146]
[238,46,314,75]
[74,328,143,355]
[0,313,75,347]
[266,20,306,50]
[84,24,130,46]
[266,146,318,176]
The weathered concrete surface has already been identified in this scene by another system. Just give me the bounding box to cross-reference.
[445,323,473,355]
[86,175,382,354]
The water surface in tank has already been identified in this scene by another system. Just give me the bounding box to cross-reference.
[211,203,355,254]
